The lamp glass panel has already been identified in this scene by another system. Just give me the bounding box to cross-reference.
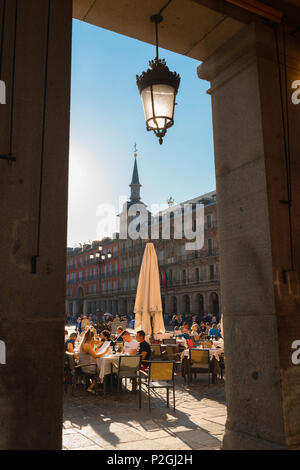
[141,84,175,130]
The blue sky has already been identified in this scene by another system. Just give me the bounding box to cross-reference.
[68,19,215,247]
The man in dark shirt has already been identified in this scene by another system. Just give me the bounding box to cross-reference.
[136,330,151,369]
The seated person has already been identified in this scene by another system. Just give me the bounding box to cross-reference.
[173,326,181,336]
[121,330,139,355]
[78,328,110,393]
[191,324,201,341]
[65,332,78,360]
[136,330,151,369]
[178,322,191,340]
[209,323,222,338]
[95,329,111,351]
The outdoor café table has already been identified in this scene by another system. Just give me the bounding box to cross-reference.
[181,348,223,384]
[175,338,187,349]
[96,352,122,383]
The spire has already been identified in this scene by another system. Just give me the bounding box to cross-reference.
[130,145,141,202]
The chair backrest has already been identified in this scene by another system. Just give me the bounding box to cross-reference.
[119,354,141,372]
[164,344,179,359]
[189,349,209,366]
[163,338,175,344]
[149,361,174,381]
[150,344,162,359]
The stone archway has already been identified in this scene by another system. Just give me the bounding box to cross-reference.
[1,0,299,451]
[183,294,190,314]
[197,293,204,315]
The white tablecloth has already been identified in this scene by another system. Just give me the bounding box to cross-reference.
[96,353,122,382]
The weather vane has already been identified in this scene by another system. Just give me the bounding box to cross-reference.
[167,195,175,207]
[134,143,138,157]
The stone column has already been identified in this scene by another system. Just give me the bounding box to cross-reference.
[198,22,300,449]
[73,300,77,317]
[0,0,72,449]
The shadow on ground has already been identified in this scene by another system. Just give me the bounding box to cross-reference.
[63,375,227,450]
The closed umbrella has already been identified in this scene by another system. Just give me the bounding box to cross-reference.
[134,242,165,337]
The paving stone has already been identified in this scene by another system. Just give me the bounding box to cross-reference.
[174,429,222,450]
[205,415,227,425]
[63,432,97,450]
[116,436,192,450]
[63,379,226,450]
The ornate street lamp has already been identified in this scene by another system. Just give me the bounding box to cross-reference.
[136,14,180,144]
[89,246,112,313]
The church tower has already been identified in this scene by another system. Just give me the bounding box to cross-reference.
[119,146,150,239]
[130,153,141,203]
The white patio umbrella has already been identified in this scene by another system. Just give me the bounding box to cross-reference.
[134,242,165,336]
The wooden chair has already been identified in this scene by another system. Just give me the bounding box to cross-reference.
[64,352,97,395]
[150,344,163,360]
[141,361,176,412]
[162,344,181,372]
[188,349,210,384]
[162,338,175,344]
[112,355,142,407]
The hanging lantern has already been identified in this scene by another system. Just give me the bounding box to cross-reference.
[136,14,180,144]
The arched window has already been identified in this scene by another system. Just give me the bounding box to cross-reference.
[197,293,204,314]
[210,292,219,315]
[183,295,190,313]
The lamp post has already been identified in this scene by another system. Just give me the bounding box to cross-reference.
[90,246,112,316]
[136,13,180,144]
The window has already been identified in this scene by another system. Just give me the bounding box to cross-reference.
[195,267,200,281]
[209,265,214,280]
[207,215,212,228]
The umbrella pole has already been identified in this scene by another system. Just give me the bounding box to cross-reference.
[150,316,154,343]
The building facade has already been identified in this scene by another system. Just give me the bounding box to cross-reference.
[66,156,220,320]
[66,237,120,317]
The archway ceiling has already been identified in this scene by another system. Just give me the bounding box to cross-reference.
[73,0,245,61]
[73,1,300,61]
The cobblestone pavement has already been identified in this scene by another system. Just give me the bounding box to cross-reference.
[63,376,227,450]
